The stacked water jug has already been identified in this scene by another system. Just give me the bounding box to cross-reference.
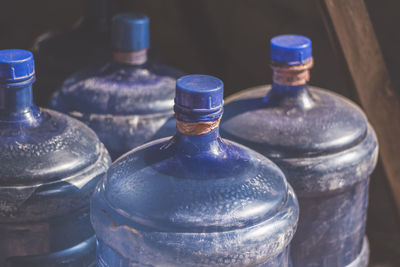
[0,49,111,266]
[0,7,378,267]
[50,13,182,160]
[221,35,378,266]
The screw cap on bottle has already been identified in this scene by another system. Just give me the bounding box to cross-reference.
[270,34,312,65]
[175,75,224,121]
[0,49,35,82]
[112,13,150,51]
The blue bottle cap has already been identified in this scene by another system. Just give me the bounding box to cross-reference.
[0,49,35,82]
[112,13,150,51]
[270,34,312,65]
[175,75,224,121]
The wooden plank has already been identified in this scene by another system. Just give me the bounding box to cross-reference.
[318,0,400,216]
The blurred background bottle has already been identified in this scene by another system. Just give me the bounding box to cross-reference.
[50,13,183,160]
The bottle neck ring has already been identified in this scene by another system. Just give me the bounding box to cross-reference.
[176,116,221,136]
[0,78,42,124]
[271,58,313,86]
[113,49,148,65]
[0,78,34,112]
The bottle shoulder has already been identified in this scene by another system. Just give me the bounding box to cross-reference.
[0,108,107,186]
[221,85,370,158]
[98,136,291,232]
[51,61,182,115]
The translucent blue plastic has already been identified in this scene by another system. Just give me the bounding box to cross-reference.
[112,13,150,51]
[221,35,378,267]
[0,49,111,266]
[50,14,182,160]
[0,50,35,81]
[91,75,299,266]
[270,34,312,65]
[33,0,111,106]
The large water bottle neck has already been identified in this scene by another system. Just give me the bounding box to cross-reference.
[174,118,222,156]
[82,0,110,30]
[265,59,315,109]
[111,13,150,65]
[0,78,40,123]
[176,115,221,140]
[113,49,148,65]
[173,74,224,149]
[174,100,223,143]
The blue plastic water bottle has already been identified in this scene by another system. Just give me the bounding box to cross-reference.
[91,74,299,266]
[50,13,182,160]
[0,49,111,266]
[221,35,378,267]
[34,0,111,106]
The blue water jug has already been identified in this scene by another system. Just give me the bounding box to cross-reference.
[0,49,111,266]
[34,0,111,106]
[221,35,378,267]
[50,13,182,160]
[91,74,299,266]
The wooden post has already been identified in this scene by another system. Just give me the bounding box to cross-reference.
[318,0,400,216]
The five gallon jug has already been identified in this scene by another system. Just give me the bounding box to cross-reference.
[50,13,182,160]
[221,35,378,267]
[0,49,111,266]
[34,0,111,106]
[91,74,299,266]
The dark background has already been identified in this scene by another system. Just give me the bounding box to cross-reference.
[0,0,399,266]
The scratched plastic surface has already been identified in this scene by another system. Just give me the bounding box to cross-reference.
[91,75,299,266]
[221,35,378,267]
[33,0,111,106]
[50,14,182,160]
[0,49,111,267]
